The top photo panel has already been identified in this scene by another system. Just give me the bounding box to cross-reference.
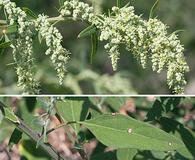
[0,0,194,95]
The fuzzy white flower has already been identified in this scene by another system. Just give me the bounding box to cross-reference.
[35,14,70,85]
[1,0,39,94]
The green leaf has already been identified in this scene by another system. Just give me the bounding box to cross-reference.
[8,128,23,149]
[149,0,160,19]
[146,98,182,121]
[116,148,137,160]
[4,107,20,123]
[79,114,188,152]
[6,24,18,34]
[22,7,38,19]
[150,150,167,159]
[91,151,117,160]
[0,34,11,49]
[159,117,195,159]
[116,0,122,8]
[59,0,65,6]
[78,25,97,38]
[38,31,43,44]
[0,101,19,123]
[105,97,126,112]
[0,41,11,48]
[4,34,10,42]
[90,33,98,64]
[56,98,89,133]
[0,24,18,35]
[19,139,50,160]
[25,97,37,112]
[117,148,137,160]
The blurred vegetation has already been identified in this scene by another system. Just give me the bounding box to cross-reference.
[0,0,195,94]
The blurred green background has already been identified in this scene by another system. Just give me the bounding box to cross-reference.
[0,0,194,94]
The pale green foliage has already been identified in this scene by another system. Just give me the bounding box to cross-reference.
[60,0,189,94]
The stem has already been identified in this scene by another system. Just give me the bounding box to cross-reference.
[47,16,74,23]
[47,121,77,135]
[16,119,67,160]
[0,101,70,160]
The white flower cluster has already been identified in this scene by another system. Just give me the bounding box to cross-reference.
[0,0,39,94]
[147,19,189,93]
[35,15,70,85]
[60,0,189,94]
[60,0,94,21]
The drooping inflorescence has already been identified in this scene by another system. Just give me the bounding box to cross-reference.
[0,0,39,94]
[0,0,70,93]
[34,15,70,85]
[0,0,190,94]
[60,0,189,94]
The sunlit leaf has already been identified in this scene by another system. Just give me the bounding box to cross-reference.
[80,114,188,152]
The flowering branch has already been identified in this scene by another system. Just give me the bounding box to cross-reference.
[60,0,189,94]
[0,0,190,94]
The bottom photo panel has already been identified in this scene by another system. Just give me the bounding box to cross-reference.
[0,96,195,160]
